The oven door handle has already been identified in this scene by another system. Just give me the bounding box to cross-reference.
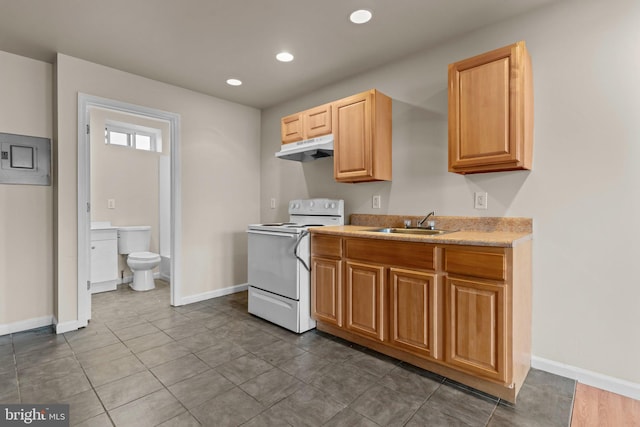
[294,230,311,272]
[247,230,297,238]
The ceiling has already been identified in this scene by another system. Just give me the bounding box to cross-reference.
[0,0,557,109]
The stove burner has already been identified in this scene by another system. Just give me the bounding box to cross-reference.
[260,222,296,226]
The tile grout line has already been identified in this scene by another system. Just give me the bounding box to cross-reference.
[65,308,183,424]
[102,305,193,424]
[63,330,116,426]
[11,334,22,405]
[399,378,446,426]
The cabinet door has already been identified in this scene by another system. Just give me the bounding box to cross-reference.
[389,268,439,360]
[448,41,532,174]
[91,239,118,283]
[445,276,508,382]
[333,91,373,181]
[281,113,303,144]
[311,256,343,327]
[345,260,385,341]
[304,104,332,138]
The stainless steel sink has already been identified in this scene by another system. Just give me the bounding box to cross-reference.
[371,227,455,235]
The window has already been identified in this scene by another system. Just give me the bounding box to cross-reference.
[105,120,162,152]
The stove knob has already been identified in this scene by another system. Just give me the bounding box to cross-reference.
[330,203,336,209]
[309,201,314,207]
[324,202,329,209]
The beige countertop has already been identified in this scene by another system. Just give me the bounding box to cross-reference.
[310,224,532,248]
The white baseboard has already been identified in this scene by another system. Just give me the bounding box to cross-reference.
[179,283,248,306]
[532,355,640,400]
[53,316,87,334]
[0,315,54,336]
[91,280,118,294]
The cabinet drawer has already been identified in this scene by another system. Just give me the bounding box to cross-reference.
[346,238,436,270]
[444,247,506,281]
[311,235,342,258]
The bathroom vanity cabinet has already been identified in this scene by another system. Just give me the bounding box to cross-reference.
[90,228,119,293]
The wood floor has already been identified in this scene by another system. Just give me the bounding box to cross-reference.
[571,383,640,426]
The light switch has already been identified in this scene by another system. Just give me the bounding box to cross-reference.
[108,199,116,209]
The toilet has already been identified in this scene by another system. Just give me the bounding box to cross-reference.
[117,226,161,291]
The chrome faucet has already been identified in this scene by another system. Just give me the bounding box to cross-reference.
[417,211,435,229]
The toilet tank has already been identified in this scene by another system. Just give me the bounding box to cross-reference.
[117,226,151,254]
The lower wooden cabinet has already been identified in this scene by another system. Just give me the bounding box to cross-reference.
[310,232,531,403]
[445,276,507,382]
[311,257,342,327]
[389,268,440,359]
[345,261,385,341]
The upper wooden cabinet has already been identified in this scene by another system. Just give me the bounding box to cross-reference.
[333,89,392,182]
[448,41,533,174]
[281,103,332,144]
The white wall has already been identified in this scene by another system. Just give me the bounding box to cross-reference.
[0,51,53,334]
[261,0,640,388]
[55,54,261,323]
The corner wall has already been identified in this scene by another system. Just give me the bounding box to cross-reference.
[0,51,53,334]
[260,0,640,391]
[55,54,261,324]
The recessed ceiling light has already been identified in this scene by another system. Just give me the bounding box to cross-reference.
[226,78,242,86]
[350,9,372,24]
[276,52,294,62]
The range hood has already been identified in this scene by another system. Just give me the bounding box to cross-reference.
[275,134,334,162]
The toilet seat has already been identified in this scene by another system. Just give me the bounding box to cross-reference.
[128,251,160,261]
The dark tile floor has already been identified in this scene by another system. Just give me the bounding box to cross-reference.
[0,281,576,426]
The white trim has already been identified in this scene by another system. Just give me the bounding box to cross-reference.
[532,355,640,400]
[77,94,182,329]
[54,318,87,335]
[179,283,249,306]
[0,316,54,336]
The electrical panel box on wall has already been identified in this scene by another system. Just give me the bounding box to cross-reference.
[0,132,51,186]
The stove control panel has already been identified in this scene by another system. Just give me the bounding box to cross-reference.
[289,198,344,216]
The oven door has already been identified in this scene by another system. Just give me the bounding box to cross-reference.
[247,230,300,300]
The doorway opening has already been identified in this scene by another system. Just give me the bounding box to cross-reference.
[77,94,182,326]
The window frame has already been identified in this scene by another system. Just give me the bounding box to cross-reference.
[104,120,162,153]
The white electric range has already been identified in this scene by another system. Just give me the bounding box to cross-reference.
[247,198,344,333]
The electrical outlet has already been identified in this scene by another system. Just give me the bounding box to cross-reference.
[107,199,116,209]
[270,198,276,209]
[372,195,381,209]
[474,192,488,210]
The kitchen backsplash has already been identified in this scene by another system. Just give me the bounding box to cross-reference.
[350,214,532,233]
